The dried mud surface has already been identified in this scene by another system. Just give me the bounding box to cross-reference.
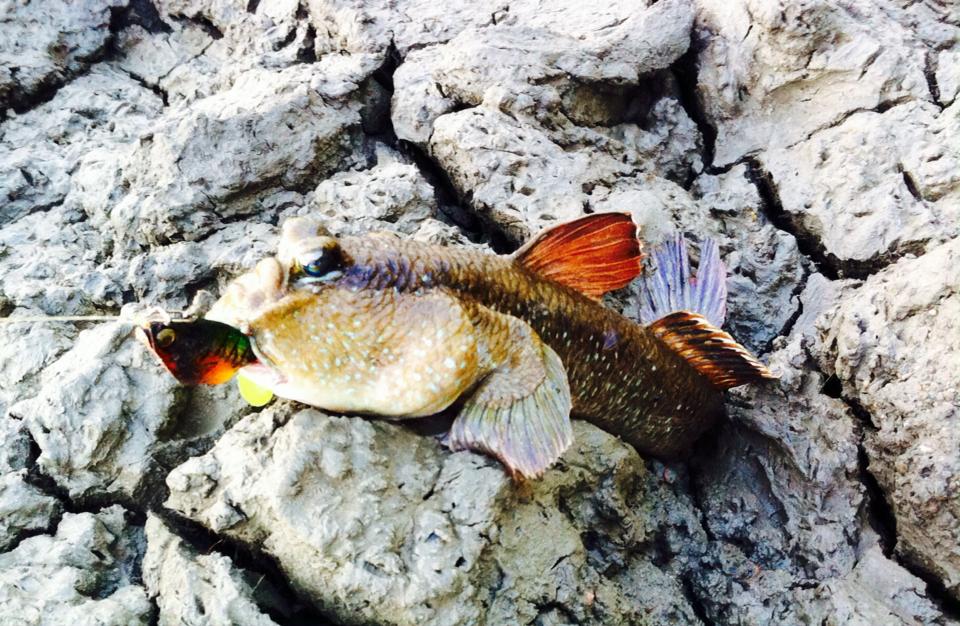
[1,1,958,624]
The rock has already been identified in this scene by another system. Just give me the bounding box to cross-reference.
[282,148,475,246]
[116,1,348,107]
[601,94,704,185]
[686,273,954,624]
[0,471,62,552]
[0,505,151,625]
[307,158,438,236]
[1,0,959,623]
[937,49,960,106]
[0,416,33,474]
[391,0,702,190]
[106,63,365,248]
[686,274,858,621]
[693,0,947,167]
[685,163,805,353]
[429,107,635,241]
[114,22,214,99]
[118,219,281,312]
[805,544,950,626]
[166,404,706,625]
[0,66,163,226]
[305,0,690,64]
[818,237,960,601]
[143,514,279,626]
[0,318,79,417]
[10,322,182,500]
[392,0,694,145]
[0,0,125,112]
[0,207,122,315]
[760,100,960,273]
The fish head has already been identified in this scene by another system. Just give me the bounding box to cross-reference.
[141,319,254,385]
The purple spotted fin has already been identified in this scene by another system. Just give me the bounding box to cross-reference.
[637,236,777,390]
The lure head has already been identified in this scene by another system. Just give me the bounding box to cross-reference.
[141,319,256,385]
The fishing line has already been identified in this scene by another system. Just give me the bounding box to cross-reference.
[0,315,124,323]
[0,310,189,324]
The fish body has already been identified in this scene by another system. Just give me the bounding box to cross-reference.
[246,235,721,457]
[150,213,775,478]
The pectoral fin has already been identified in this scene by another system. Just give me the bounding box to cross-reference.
[447,306,573,480]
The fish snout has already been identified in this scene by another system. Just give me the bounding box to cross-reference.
[204,258,286,329]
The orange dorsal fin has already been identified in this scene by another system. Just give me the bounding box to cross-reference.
[649,311,779,390]
[513,212,643,300]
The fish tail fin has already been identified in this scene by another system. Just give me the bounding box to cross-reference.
[513,212,643,300]
[637,236,777,390]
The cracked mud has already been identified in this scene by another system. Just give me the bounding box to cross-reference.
[1,0,958,625]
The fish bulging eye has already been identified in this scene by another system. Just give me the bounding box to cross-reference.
[304,258,331,276]
[300,243,340,278]
[156,328,176,348]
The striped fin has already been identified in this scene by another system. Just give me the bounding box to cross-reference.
[637,235,726,326]
[514,212,643,300]
[649,312,778,390]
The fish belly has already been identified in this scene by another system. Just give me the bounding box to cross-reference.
[249,288,484,417]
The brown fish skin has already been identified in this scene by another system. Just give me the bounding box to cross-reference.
[306,233,724,459]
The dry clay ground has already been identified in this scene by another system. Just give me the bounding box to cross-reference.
[0,0,959,624]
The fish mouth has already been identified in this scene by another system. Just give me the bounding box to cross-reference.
[138,321,165,351]
[239,361,287,389]
[242,337,287,387]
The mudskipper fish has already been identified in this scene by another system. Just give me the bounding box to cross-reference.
[143,213,776,478]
